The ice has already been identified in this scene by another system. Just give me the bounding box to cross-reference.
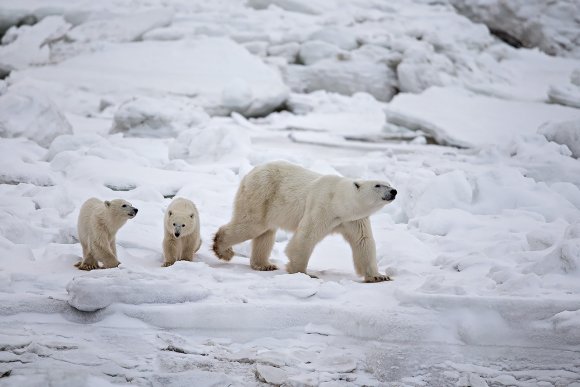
[168,120,251,164]
[0,82,72,147]
[66,9,173,43]
[298,40,343,66]
[386,87,580,147]
[12,38,289,117]
[539,120,580,158]
[0,15,69,72]
[451,0,580,58]
[284,50,397,101]
[66,268,210,312]
[1,0,580,385]
[110,96,209,138]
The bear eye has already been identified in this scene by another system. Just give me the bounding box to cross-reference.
[122,204,127,208]
[182,224,186,227]
[374,184,381,188]
[173,223,176,226]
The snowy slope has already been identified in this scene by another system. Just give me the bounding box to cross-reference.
[0,0,580,386]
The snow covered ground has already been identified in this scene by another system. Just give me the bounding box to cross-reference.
[0,0,579,386]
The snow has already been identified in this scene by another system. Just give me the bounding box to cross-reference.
[450,0,580,59]
[0,15,69,72]
[386,86,580,147]
[1,0,580,386]
[11,37,289,117]
[0,82,73,147]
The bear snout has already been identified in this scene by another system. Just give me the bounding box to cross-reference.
[383,188,397,201]
[174,232,180,238]
[129,208,138,217]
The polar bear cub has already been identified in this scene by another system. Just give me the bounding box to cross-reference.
[213,161,397,282]
[162,197,201,267]
[76,198,138,270]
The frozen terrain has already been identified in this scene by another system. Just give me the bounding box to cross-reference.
[0,0,579,386]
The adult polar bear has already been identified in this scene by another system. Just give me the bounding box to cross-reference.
[213,161,397,282]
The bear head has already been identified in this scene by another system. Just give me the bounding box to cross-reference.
[167,210,196,239]
[353,180,397,211]
[105,199,138,219]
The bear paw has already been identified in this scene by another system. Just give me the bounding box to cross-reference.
[162,261,175,267]
[251,263,278,271]
[76,262,99,271]
[364,274,391,283]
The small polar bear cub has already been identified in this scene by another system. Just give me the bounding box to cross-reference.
[76,198,138,271]
[162,197,201,267]
[213,161,397,282]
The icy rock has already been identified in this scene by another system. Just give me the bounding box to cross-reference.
[548,84,580,109]
[397,45,454,93]
[0,15,70,72]
[309,27,358,51]
[256,364,288,386]
[14,38,289,117]
[247,0,331,15]
[0,83,72,147]
[386,87,580,148]
[268,42,300,63]
[111,96,210,137]
[285,55,397,102]
[450,0,580,58]
[298,40,342,65]
[66,9,173,42]
[221,78,253,114]
[67,269,210,312]
[0,138,55,186]
[539,120,580,158]
[168,121,251,163]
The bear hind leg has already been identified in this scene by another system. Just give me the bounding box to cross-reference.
[251,229,277,271]
[213,223,265,262]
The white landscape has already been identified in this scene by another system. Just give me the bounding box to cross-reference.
[0,0,579,386]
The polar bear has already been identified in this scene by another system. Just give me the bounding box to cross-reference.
[76,198,138,270]
[162,197,201,267]
[212,161,397,282]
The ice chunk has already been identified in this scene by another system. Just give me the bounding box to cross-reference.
[539,120,580,158]
[67,268,210,312]
[13,38,289,117]
[386,87,580,147]
[0,83,72,147]
[168,119,251,164]
[66,9,173,42]
[298,40,342,65]
[111,96,209,138]
[0,15,70,72]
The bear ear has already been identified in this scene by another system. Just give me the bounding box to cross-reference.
[168,211,172,217]
[354,182,360,190]
[104,201,111,207]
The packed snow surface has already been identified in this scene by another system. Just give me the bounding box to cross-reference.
[0,0,579,386]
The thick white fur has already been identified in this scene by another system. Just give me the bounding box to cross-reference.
[162,197,201,267]
[212,161,396,282]
[76,198,138,270]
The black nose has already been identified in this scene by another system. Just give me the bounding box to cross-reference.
[391,189,397,196]
[175,233,180,238]
[134,208,138,214]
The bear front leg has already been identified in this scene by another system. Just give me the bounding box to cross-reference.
[76,250,99,271]
[163,237,178,267]
[179,235,196,262]
[285,215,330,276]
[338,218,391,283]
[94,240,120,269]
